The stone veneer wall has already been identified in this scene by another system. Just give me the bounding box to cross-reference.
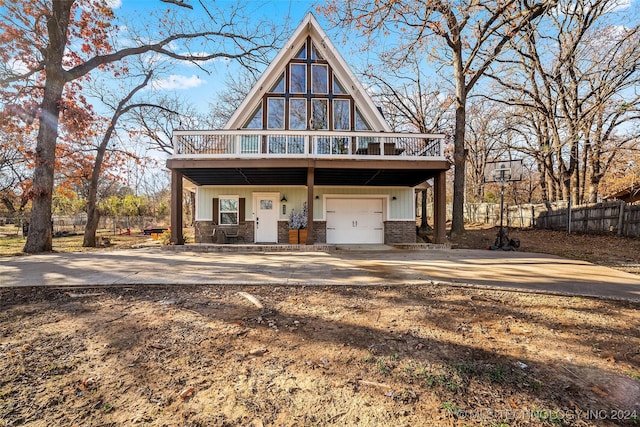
[194,221,253,243]
[194,221,214,243]
[313,221,326,243]
[384,220,416,244]
[276,221,287,243]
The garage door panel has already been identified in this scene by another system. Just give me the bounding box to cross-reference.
[326,198,384,244]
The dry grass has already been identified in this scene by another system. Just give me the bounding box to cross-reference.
[0,225,156,257]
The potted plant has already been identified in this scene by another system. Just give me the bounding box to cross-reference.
[288,202,308,244]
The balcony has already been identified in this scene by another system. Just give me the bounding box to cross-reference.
[172,130,445,160]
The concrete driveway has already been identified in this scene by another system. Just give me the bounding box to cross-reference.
[1,247,640,301]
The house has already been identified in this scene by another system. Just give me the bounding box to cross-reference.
[604,185,640,204]
[167,13,449,245]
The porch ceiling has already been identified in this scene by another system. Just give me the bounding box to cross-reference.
[175,166,444,187]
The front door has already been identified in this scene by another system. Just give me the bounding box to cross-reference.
[254,193,279,243]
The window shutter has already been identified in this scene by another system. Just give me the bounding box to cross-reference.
[239,198,246,224]
[212,198,219,224]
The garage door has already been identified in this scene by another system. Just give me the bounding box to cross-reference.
[326,198,384,244]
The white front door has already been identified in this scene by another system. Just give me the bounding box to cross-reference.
[254,193,279,243]
[326,198,384,244]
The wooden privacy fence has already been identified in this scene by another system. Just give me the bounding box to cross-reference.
[534,201,639,237]
[430,201,640,237]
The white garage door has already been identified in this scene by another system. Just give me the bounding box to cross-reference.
[326,198,384,244]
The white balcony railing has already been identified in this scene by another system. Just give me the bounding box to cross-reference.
[172,130,445,159]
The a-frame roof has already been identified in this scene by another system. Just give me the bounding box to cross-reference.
[224,13,391,132]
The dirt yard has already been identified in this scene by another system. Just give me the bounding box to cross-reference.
[1,228,639,426]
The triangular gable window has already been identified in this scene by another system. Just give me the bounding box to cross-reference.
[333,75,347,94]
[239,27,380,132]
[355,107,371,131]
[295,44,307,59]
[270,73,285,93]
[311,43,323,60]
[244,105,262,129]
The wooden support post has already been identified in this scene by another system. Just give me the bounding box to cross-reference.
[306,167,315,244]
[170,170,185,245]
[434,170,447,244]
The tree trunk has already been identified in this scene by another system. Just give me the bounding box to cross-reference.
[420,189,429,229]
[190,191,196,226]
[23,0,72,253]
[451,51,467,236]
[83,181,100,247]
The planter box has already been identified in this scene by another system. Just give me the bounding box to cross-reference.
[288,229,308,244]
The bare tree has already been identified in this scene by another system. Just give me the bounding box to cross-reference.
[465,99,512,203]
[0,0,280,253]
[322,0,557,235]
[207,69,258,129]
[487,0,640,204]
[360,54,453,134]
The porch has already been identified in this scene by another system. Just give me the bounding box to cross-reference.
[167,130,449,246]
[172,130,444,159]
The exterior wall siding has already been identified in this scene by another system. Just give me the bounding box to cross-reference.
[197,185,416,222]
[196,185,418,244]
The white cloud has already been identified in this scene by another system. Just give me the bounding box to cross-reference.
[105,0,122,8]
[608,0,632,11]
[152,74,204,90]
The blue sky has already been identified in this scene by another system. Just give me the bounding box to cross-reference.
[109,0,336,113]
[103,0,640,128]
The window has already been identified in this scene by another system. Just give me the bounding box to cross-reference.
[289,98,307,130]
[243,36,363,132]
[333,99,350,130]
[270,73,285,93]
[244,105,262,129]
[267,98,285,129]
[260,199,273,210]
[311,43,323,60]
[333,76,346,94]
[295,44,307,59]
[290,64,306,93]
[311,99,328,130]
[355,107,371,130]
[311,64,328,94]
[219,197,239,225]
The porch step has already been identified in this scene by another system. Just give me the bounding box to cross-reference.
[163,244,335,253]
[392,243,451,250]
[162,243,450,253]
